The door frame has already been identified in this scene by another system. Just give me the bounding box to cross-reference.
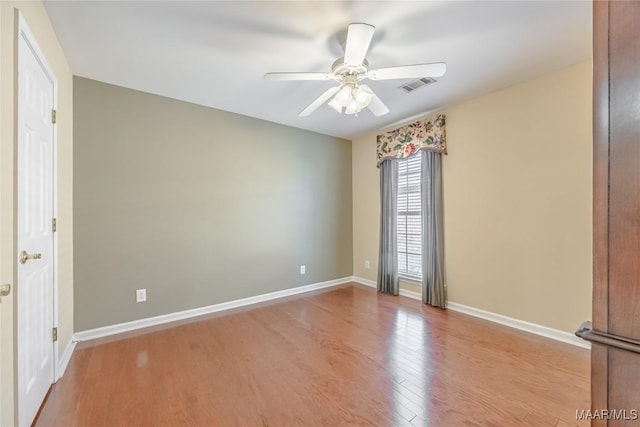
[591,1,609,419]
[15,9,60,421]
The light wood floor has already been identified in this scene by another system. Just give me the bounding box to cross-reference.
[35,284,590,426]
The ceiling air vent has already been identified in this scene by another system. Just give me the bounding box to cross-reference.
[400,77,437,93]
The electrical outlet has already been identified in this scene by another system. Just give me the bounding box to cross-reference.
[364,260,370,269]
[136,288,147,303]
[300,265,306,275]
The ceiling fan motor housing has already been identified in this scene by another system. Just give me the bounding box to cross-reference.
[331,57,369,83]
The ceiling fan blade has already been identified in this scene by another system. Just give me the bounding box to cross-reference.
[367,90,390,117]
[264,72,333,81]
[299,86,340,117]
[344,23,375,67]
[368,62,447,80]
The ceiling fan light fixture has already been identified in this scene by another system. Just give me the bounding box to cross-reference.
[327,96,343,113]
[335,84,354,106]
[345,99,359,115]
[328,83,372,115]
[353,85,373,109]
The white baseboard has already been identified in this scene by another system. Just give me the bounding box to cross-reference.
[74,276,353,342]
[56,339,76,381]
[446,301,590,349]
[353,277,421,300]
[353,276,376,287]
[75,276,589,350]
[352,276,589,349]
[353,277,422,298]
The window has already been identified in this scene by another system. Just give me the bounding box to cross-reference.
[397,154,422,279]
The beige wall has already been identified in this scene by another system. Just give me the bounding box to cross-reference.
[0,2,73,425]
[73,77,353,331]
[353,61,592,333]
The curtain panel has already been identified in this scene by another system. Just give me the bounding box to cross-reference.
[377,159,399,295]
[421,150,447,308]
[376,114,446,166]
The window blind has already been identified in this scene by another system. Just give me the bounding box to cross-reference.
[397,154,422,279]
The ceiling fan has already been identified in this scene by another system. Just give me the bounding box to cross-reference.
[264,23,446,118]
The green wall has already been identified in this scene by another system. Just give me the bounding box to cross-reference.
[73,77,353,331]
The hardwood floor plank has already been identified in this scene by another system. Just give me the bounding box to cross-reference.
[35,284,589,426]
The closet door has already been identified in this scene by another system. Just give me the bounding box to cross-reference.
[589,1,640,425]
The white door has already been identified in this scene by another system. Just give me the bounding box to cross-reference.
[17,16,56,427]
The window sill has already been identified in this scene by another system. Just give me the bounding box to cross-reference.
[399,275,422,285]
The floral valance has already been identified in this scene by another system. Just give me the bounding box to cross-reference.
[376,114,447,165]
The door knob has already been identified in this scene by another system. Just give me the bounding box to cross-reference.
[19,250,42,264]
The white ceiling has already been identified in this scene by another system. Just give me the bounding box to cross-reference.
[44,1,592,140]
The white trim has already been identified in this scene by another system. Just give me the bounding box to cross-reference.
[399,288,421,300]
[399,276,421,286]
[18,13,57,86]
[446,302,590,349]
[353,276,376,288]
[74,277,353,342]
[353,276,420,301]
[55,340,76,381]
[352,276,589,349]
[75,276,590,350]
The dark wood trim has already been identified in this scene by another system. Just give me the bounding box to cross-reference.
[592,0,609,338]
[591,0,610,421]
[606,0,640,418]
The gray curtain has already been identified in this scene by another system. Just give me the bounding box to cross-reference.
[378,159,399,295]
[421,150,446,308]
